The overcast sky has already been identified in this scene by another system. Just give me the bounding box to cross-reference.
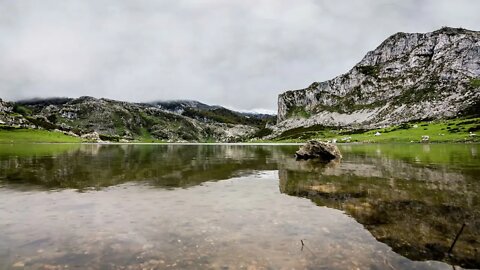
[0,0,479,113]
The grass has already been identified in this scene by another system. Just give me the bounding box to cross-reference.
[0,127,166,144]
[1,118,479,144]
[0,128,82,143]
[470,78,480,88]
[261,117,480,143]
[136,128,153,142]
[136,136,166,143]
[341,118,479,143]
[286,106,311,119]
[13,104,32,116]
[133,139,166,143]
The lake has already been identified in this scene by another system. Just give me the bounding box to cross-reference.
[0,143,478,269]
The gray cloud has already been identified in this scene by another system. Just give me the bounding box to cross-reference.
[0,0,479,112]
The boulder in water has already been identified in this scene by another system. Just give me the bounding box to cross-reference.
[295,140,342,161]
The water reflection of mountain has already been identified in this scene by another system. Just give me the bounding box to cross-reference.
[0,144,479,268]
[0,144,294,190]
[278,156,480,269]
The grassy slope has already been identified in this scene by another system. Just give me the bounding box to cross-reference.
[261,117,480,143]
[344,120,478,143]
[0,128,168,144]
[1,118,479,144]
[0,128,82,143]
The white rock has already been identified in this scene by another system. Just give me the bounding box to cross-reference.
[12,262,25,268]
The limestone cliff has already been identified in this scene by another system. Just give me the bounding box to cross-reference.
[276,27,480,132]
[0,98,32,128]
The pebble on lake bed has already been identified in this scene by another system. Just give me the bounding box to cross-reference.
[12,262,25,268]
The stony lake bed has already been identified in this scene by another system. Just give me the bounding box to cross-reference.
[0,143,479,270]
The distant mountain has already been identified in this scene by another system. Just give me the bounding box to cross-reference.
[275,27,480,135]
[150,100,276,128]
[17,97,73,107]
[0,97,274,142]
[150,100,221,113]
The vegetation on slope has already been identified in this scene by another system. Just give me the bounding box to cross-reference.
[4,97,275,143]
[264,117,480,143]
[181,107,275,127]
[0,127,82,143]
[2,117,478,144]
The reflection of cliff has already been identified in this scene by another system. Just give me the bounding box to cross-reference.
[278,158,480,269]
[1,143,479,268]
[0,144,295,190]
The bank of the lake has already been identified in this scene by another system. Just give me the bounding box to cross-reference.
[0,128,82,143]
[2,117,479,144]
[267,117,480,143]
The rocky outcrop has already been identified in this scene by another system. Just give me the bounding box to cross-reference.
[8,96,263,142]
[295,140,342,161]
[81,131,102,142]
[0,99,10,113]
[0,99,32,128]
[276,27,480,132]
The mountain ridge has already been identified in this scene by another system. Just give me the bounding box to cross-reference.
[0,96,275,142]
[274,27,480,136]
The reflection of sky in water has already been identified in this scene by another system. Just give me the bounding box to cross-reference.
[0,172,453,269]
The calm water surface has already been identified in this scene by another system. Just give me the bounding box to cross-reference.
[0,143,478,269]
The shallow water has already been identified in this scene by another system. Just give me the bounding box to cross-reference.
[0,143,478,269]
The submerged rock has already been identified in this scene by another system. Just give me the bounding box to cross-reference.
[295,140,342,161]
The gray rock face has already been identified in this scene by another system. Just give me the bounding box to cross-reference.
[295,140,342,161]
[277,27,480,132]
[9,96,259,142]
[0,99,32,127]
[80,131,102,142]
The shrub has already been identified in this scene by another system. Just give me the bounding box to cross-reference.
[253,128,273,138]
[286,106,310,119]
[357,65,380,77]
[13,104,32,115]
[470,78,480,88]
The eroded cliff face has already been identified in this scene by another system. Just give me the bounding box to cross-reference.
[277,27,480,131]
[0,99,32,128]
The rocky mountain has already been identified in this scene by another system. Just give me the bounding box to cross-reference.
[0,99,31,127]
[275,27,480,134]
[151,100,276,127]
[151,100,220,114]
[2,97,274,142]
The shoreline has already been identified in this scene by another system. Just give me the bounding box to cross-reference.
[0,141,478,145]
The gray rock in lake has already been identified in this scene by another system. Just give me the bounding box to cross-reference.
[295,140,342,161]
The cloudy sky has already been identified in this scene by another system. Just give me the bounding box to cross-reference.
[0,0,479,113]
